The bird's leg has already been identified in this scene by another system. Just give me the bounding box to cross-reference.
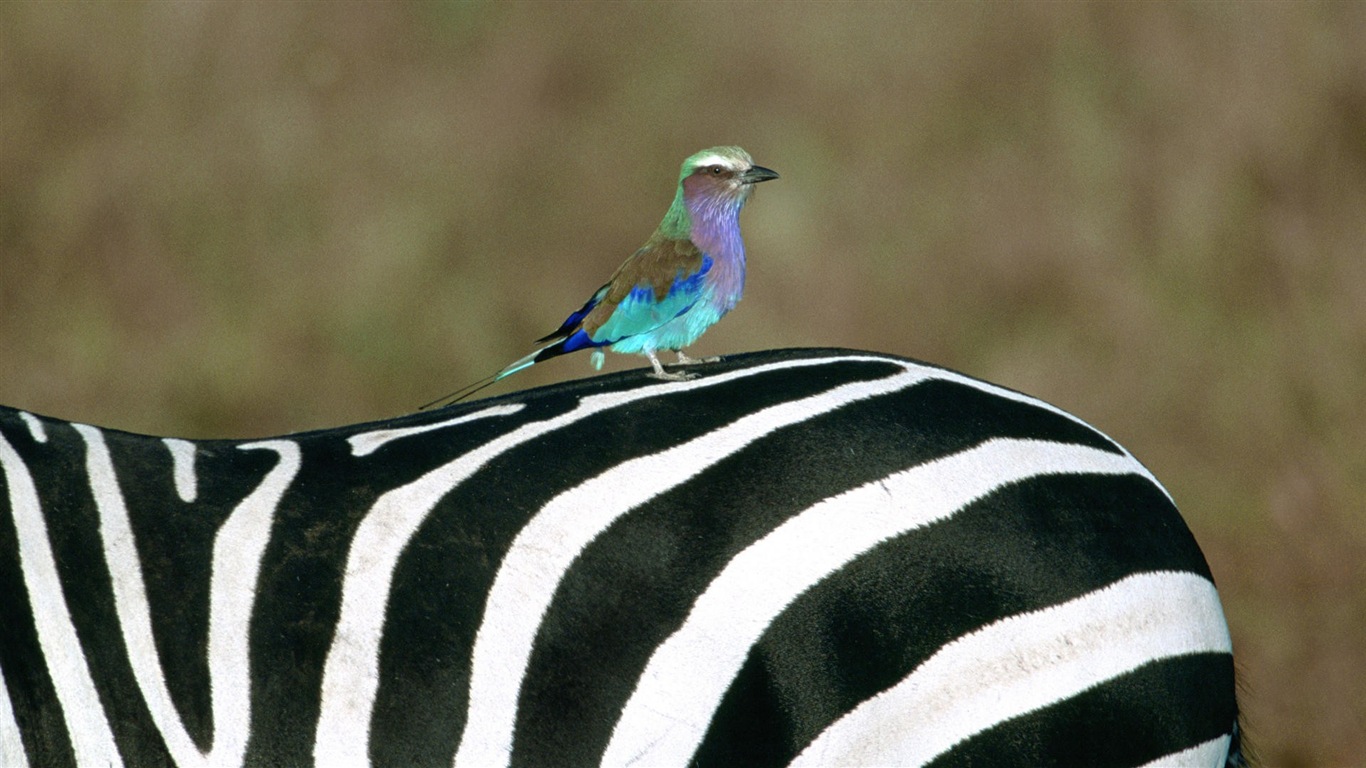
[674,350,720,366]
[647,350,698,381]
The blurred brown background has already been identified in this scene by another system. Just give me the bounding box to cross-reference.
[1,3,1361,764]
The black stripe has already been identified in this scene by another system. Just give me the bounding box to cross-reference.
[926,652,1236,767]
[30,423,175,765]
[691,473,1210,767]
[107,431,262,753]
[241,397,574,765]
[366,358,895,765]
[507,379,1129,766]
[484,352,907,415]
[242,438,368,767]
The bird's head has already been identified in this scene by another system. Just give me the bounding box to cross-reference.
[677,146,780,209]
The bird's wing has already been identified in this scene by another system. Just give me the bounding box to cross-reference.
[535,283,610,343]
[580,238,710,344]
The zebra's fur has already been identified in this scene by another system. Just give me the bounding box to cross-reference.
[0,348,1242,767]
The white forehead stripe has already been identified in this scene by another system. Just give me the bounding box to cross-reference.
[691,154,735,167]
[689,152,749,171]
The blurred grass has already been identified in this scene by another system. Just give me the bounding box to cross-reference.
[1,3,1362,764]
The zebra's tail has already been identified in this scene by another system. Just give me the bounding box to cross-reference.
[1225,715,1252,768]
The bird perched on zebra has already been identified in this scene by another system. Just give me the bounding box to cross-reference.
[423,146,778,408]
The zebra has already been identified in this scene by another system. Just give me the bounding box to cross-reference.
[0,348,1242,767]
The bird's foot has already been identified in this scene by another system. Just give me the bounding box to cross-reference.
[675,351,720,366]
[647,351,701,381]
[649,370,700,382]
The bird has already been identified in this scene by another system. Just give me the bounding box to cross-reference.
[422,146,778,408]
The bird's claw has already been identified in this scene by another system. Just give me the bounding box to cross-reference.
[649,370,700,382]
[675,352,719,366]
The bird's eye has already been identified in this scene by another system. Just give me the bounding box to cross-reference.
[709,165,724,176]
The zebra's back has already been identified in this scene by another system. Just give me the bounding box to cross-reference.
[0,348,1240,767]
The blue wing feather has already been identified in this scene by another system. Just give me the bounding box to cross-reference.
[536,284,610,343]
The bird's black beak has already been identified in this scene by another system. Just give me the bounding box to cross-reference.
[742,165,780,184]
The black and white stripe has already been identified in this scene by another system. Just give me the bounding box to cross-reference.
[0,348,1241,767]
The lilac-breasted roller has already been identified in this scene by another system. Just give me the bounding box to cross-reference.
[424,146,778,407]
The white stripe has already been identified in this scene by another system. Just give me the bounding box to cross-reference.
[163,438,198,503]
[455,364,932,768]
[688,152,745,171]
[205,440,300,767]
[918,365,1173,505]
[602,438,1153,767]
[348,404,525,457]
[1137,734,1233,768]
[0,428,122,767]
[78,423,208,767]
[0,653,31,767]
[793,571,1232,768]
[80,427,301,768]
[18,412,46,443]
[315,354,900,765]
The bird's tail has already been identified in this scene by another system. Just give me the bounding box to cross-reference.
[418,339,569,410]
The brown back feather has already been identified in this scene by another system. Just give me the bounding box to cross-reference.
[581,236,705,336]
